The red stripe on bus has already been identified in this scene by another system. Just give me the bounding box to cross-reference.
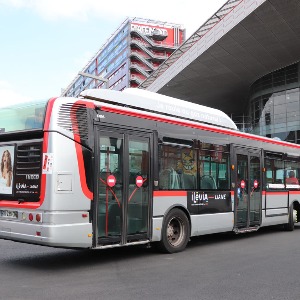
[40,98,56,205]
[153,191,187,197]
[73,100,94,200]
[72,100,95,144]
[0,201,41,209]
[39,131,49,204]
[289,191,300,195]
[101,106,300,150]
[43,98,56,131]
[74,141,93,199]
[265,191,289,195]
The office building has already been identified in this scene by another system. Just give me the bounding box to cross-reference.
[62,17,185,97]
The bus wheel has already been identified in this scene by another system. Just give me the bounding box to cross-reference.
[158,208,190,253]
[284,204,295,231]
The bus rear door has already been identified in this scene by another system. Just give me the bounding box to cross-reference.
[94,128,152,247]
[233,146,262,232]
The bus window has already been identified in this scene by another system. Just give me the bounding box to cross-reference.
[265,158,284,189]
[199,143,229,190]
[284,160,300,188]
[159,144,179,190]
[0,100,47,132]
[159,142,196,190]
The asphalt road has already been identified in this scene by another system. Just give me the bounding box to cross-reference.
[1,225,300,300]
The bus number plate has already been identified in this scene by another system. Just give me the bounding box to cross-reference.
[0,210,18,219]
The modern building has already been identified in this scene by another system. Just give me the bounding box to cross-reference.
[62,17,185,97]
[249,62,300,143]
[140,0,300,143]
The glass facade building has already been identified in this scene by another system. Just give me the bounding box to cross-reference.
[247,62,300,144]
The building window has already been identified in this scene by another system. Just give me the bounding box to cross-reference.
[265,112,271,125]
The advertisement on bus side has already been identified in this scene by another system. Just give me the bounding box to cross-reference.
[0,145,15,195]
[187,191,231,214]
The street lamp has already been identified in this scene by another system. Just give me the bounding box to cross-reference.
[78,72,109,89]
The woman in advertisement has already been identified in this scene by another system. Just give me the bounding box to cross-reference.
[1,150,13,188]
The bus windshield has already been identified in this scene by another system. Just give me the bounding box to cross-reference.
[0,99,48,133]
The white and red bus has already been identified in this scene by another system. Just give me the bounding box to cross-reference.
[0,88,299,253]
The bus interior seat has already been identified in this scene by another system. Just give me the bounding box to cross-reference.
[159,169,171,189]
[201,175,217,189]
[159,169,180,189]
[180,173,196,189]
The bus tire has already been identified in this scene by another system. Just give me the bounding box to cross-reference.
[284,204,295,231]
[158,208,190,253]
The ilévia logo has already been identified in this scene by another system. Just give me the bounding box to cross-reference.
[191,191,228,205]
[191,192,208,205]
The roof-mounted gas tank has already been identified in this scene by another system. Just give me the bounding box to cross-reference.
[80,88,237,130]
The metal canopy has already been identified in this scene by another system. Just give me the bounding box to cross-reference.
[139,0,300,116]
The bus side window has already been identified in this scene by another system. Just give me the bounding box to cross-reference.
[284,160,300,187]
[159,144,179,190]
[158,142,196,190]
[159,168,180,190]
[199,143,230,190]
[264,156,284,190]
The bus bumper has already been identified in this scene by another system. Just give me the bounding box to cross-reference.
[0,220,93,248]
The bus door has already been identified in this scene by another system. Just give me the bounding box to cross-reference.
[95,128,151,246]
[233,147,262,230]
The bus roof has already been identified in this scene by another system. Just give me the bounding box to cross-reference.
[80,88,237,130]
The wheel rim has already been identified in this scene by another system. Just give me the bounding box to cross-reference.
[167,216,185,247]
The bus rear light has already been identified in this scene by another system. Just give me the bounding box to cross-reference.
[29,213,33,221]
[82,213,88,218]
[36,214,41,222]
[22,212,27,220]
[36,231,41,236]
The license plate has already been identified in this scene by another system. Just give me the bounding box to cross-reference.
[0,210,18,219]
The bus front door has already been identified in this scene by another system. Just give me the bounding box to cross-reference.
[233,147,262,231]
[95,129,151,246]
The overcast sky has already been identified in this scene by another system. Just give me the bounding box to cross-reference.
[0,0,227,105]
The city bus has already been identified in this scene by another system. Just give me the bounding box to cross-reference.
[0,88,299,253]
